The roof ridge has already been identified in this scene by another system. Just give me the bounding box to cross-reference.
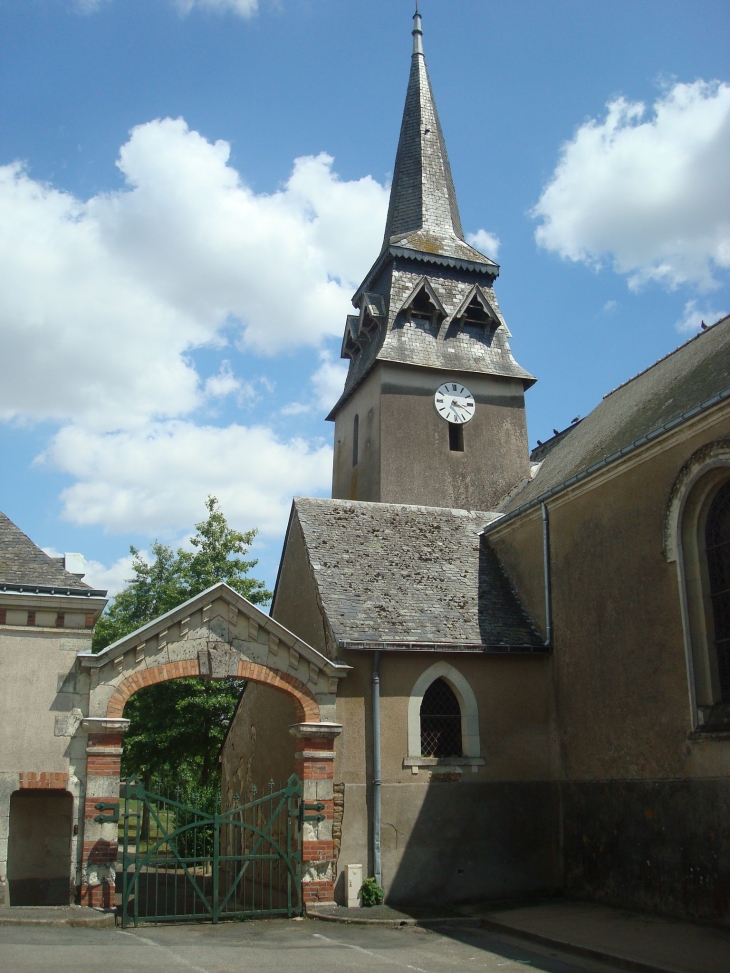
[603,313,730,400]
[294,496,500,518]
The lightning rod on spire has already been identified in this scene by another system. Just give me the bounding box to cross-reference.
[412,1,423,55]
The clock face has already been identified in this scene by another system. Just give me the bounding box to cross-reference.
[434,383,475,424]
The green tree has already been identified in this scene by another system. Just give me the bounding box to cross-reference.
[92,497,272,795]
[93,496,271,652]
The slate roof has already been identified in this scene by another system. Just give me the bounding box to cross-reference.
[290,498,544,651]
[0,511,93,590]
[501,314,730,517]
[382,13,489,265]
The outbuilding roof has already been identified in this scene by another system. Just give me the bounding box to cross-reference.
[500,314,730,518]
[288,498,545,652]
[0,511,95,591]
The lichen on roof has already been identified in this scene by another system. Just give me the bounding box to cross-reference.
[290,498,543,649]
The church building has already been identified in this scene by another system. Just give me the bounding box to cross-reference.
[221,11,730,924]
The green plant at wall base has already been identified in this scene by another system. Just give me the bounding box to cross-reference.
[360,877,384,907]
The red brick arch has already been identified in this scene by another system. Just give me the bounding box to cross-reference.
[105,658,320,723]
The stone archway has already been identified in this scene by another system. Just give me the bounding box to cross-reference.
[75,582,349,908]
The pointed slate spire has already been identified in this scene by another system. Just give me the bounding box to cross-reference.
[382,10,485,262]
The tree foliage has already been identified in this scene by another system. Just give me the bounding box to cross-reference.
[93,497,271,790]
[93,496,271,652]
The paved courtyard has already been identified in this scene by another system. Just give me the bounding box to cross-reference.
[0,917,602,973]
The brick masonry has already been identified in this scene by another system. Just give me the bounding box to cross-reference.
[295,735,337,903]
[19,771,69,789]
[79,664,332,907]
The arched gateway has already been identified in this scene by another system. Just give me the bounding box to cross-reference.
[75,582,349,908]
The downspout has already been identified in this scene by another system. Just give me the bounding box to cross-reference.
[542,501,562,889]
[372,651,382,888]
[541,501,552,647]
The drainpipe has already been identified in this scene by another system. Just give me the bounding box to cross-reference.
[372,650,382,888]
[542,502,552,646]
[542,501,561,887]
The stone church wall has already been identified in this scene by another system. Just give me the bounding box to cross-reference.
[491,408,730,925]
[220,682,299,810]
[329,649,559,904]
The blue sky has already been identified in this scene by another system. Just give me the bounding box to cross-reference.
[1,0,728,597]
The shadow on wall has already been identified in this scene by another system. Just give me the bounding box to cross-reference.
[8,790,73,906]
[562,779,730,927]
[384,778,561,906]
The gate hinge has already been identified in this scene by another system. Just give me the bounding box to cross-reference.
[94,801,120,824]
[301,801,326,824]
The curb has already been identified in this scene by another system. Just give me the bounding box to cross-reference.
[0,910,115,928]
[307,907,688,972]
[306,906,480,928]
[478,917,688,973]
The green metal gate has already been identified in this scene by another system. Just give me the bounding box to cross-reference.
[120,775,303,925]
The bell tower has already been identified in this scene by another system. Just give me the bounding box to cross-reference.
[328,10,535,511]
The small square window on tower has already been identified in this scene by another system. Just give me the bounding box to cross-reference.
[448,422,464,452]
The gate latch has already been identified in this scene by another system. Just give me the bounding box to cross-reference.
[94,801,120,825]
[301,801,326,824]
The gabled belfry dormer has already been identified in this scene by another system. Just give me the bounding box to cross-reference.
[451,284,506,338]
[399,278,446,337]
[328,11,535,511]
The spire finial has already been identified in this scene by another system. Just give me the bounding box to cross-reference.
[412,2,423,56]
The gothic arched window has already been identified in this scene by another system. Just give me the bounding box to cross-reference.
[420,677,463,757]
[705,480,730,703]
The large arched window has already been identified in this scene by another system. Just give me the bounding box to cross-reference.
[420,678,463,757]
[705,481,730,704]
[667,443,730,730]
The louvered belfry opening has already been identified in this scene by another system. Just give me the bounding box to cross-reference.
[420,677,462,757]
[706,480,730,703]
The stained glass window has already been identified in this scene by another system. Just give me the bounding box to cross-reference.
[705,481,730,703]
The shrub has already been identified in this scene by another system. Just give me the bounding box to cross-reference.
[360,877,384,907]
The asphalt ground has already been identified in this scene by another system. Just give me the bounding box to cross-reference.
[0,916,608,973]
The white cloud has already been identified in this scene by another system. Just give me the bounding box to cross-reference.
[174,0,259,16]
[0,118,388,432]
[602,300,619,313]
[72,0,107,12]
[466,228,500,259]
[0,117,387,539]
[75,0,258,15]
[39,420,333,538]
[532,80,730,291]
[279,350,348,417]
[311,351,348,414]
[204,361,253,403]
[676,299,728,334]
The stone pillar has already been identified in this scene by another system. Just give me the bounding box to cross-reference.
[78,718,129,908]
[289,722,342,905]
